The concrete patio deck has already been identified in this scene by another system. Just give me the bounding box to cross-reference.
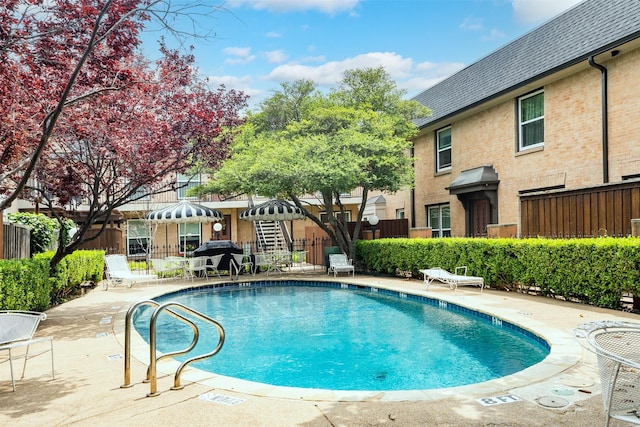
[1,272,638,426]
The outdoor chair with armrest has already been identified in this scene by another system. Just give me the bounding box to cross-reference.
[575,321,640,426]
[327,253,355,277]
[186,257,209,280]
[0,310,55,391]
[230,253,253,280]
[150,258,181,278]
[206,254,224,278]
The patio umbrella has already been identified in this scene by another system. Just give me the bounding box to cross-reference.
[239,199,305,221]
[146,200,223,257]
[240,199,305,252]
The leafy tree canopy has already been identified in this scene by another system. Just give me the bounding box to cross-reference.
[195,67,431,257]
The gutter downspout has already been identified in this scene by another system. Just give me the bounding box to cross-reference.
[410,145,416,228]
[588,56,609,184]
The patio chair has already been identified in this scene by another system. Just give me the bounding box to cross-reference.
[0,310,54,391]
[185,257,209,280]
[150,258,181,278]
[252,252,272,275]
[230,253,253,280]
[104,254,157,289]
[206,254,224,278]
[575,321,640,426]
[419,266,484,292]
[328,253,354,277]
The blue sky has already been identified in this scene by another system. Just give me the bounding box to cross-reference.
[141,0,583,110]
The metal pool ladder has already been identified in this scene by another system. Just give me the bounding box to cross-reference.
[121,300,225,397]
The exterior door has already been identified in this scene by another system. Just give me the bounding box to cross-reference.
[471,199,490,237]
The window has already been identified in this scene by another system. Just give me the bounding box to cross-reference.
[428,205,451,237]
[126,184,150,202]
[320,211,351,223]
[436,127,452,172]
[396,209,405,219]
[176,174,200,199]
[178,223,201,253]
[518,90,544,150]
[127,220,150,256]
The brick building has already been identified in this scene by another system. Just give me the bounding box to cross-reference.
[402,0,640,238]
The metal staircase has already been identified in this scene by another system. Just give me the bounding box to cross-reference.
[255,220,289,251]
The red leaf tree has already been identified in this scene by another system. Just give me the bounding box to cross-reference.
[0,1,247,268]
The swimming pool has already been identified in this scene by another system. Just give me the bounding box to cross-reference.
[133,280,549,392]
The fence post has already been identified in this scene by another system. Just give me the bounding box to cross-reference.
[0,212,3,259]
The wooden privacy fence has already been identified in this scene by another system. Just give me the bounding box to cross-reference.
[78,228,122,252]
[520,180,640,238]
[3,223,30,259]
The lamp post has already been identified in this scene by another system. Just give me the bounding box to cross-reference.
[213,222,222,240]
[369,214,379,240]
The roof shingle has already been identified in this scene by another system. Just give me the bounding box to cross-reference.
[412,0,640,128]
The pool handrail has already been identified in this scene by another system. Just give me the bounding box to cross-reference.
[121,299,225,397]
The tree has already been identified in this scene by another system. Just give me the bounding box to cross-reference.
[7,212,73,255]
[30,45,247,271]
[0,1,247,270]
[196,67,431,258]
[0,0,227,209]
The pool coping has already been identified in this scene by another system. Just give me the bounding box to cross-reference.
[114,276,582,402]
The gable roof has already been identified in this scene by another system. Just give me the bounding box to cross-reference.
[412,0,640,129]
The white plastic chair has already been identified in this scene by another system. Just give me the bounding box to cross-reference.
[150,258,181,278]
[186,257,208,280]
[230,253,253,280]
[104,254,157,289]
[0,310,54,391]
[327,253,354,277]
[206,254,224,278]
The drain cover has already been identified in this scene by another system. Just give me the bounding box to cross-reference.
[560,377,594,388]
[552,388,575,396]
[537,396,569,408]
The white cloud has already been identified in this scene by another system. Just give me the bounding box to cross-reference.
[265,31,281,38]
[266,52,413,86]
[481,28,506,42]
[510,0,582,25]
[264,49,288,64]
[206,74,263,99]
[223,46,252,57]
[223,46,256,65]
[224,0,360,14]
[459,16,483,31]
[405,61,466,92]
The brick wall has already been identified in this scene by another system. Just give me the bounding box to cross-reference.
[411,45,640,236]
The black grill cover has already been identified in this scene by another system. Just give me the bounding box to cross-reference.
[193,240,243,272]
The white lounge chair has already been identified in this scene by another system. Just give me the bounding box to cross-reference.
[104,254,157,289]
[419,266,484,292]
[328,253,355,277]
[0,310,54,391]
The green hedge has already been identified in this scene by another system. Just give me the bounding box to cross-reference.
[0,250,105,311]
[356,237,640,309]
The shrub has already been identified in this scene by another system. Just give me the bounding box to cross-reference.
[356,237,640,310]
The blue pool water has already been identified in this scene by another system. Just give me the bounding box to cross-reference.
[133,281,549,391]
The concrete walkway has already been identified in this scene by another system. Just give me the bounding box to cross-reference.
[1,272,639,426]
